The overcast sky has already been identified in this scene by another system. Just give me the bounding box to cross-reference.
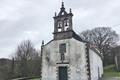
[0,0,120,58]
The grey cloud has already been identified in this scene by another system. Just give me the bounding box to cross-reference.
[0,0,120,58]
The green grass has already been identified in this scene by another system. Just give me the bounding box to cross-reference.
[30,78,40,80]
[104,64,120,77]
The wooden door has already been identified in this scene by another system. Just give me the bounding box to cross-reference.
[58,66,68,80]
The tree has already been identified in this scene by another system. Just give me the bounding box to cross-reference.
[14,40,40,78]
[8,58,15,79]
[0,58,11,80]
[80,27,119,66]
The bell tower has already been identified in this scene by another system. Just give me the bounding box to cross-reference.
[53,2,74,40]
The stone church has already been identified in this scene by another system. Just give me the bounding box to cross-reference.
[41,2,103,80]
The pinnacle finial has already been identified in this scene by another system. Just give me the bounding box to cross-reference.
[42,40,44,45]
[55,12,57,16]
[62,2,64,8]
[62,2,64,7]
[60,1,65,11]
[70,8,72,13]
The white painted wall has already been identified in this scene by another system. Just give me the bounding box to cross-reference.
[89,49,103,80]
[41,38,103,80]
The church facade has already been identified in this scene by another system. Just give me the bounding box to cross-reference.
[41,2,103,80]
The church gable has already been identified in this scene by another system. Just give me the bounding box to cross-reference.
[42,38,88,80]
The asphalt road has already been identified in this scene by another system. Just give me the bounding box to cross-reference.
[103,77,120,80]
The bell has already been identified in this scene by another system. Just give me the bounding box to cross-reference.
[65,22,68,26]
[58,23,61,28]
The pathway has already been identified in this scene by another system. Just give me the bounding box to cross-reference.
[103,77,120,80]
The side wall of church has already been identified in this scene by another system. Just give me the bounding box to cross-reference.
[89,49,103,80]
[41,38,88,80]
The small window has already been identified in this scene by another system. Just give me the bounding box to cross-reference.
[59,43,66,53]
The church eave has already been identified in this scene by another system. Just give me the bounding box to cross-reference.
[90,47,103,60]
[72,31,87,43]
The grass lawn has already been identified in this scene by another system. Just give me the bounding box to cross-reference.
[104,64,120,77]
[30,78,40,80]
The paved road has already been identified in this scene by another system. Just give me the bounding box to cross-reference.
[103,77,120,80]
